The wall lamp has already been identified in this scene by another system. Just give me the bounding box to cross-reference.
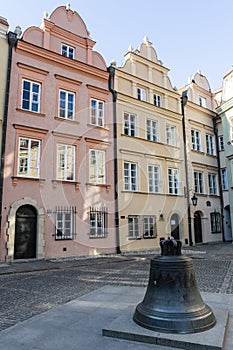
[191,193,198,207]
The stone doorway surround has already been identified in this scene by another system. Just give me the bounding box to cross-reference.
[6,197,45,263]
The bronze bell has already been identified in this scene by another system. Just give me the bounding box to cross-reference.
[133,237,216,334]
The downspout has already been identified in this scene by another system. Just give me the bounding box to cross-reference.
[181,90,193,246]
[213,115,225,242]
[0,31,18,229]
[107,64,121,254]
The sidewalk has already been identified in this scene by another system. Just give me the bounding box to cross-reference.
[0,285,232,350]
[0,241,232,275]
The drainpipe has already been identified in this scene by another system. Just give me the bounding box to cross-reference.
[0,31,18,228]
[107,64,121,254]
[181,90,193,246]
[213,115,225,242]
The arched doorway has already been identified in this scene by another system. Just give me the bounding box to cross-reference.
[14,205,37,259]
[194,211,203,243]
[170,213,180,240]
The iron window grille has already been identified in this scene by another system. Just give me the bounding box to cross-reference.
[89,207,108,238]
[55,206,76,240]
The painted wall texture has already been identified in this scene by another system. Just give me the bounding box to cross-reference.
[113,37,189,252]
[0,5,116,261]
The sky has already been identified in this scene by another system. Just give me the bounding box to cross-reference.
[1,0,233,91]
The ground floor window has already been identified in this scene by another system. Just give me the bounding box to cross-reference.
[55,206,76,240]
[210,212,221,233]
[89,207,107,238]
[143,216,156,238]
[128,215,157,239]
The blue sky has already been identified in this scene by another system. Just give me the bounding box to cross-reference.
[1,1,232,91]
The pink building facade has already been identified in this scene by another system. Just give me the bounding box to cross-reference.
[0,5,116,262]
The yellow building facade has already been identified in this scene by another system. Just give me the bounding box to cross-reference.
[111,38,189,252]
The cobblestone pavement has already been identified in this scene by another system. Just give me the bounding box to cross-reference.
[0,242,232,332]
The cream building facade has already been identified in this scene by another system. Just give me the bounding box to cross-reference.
[216,69,233,241]
[110,38,189,252]
[180,71,223,244]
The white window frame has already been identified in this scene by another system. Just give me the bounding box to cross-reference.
[90,99,104,127]
[124,112,136,136]
[218,136,224,151]
[208,173,217,195]
[59,90,75,120]
[137,87,146,101]
[61,44,75,59]
[147,119,158,142]
[221,168,228,190]
[168,168,179,194]
[206,134,215,155]
[124,162,138,191]
[143,216,156,238]
[89,149,106,184]
[210,212,221,233]
[128,216,140,239]
[148,165,160,193]
[166,124,177,146]
[153,93,161,107]
[21,79,41,113]
[199,96,207,108]
[18,137,41,178]
[191,129,201,151]
[194,171,204,194]
[57,144,75,181]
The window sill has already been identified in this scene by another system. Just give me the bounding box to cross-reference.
[52,180,80,190]
[143,236,157,239]
[89,235,107,239]
[16,108,45,117]
[191,149,205,155]
[54,116,79,124]
[128,237,142,240]
[86,183,111,192]
[12,176,45,187]
[87,123,109,131]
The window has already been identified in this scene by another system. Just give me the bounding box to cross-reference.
[148,165,160,193]
[143,216,156,238]
[210,212,221,233]
[218,136,224,151]
[206,134,215,155]
[137,88,146,101]
[90,208,107,238]
[208,173,217,195]
[147,119,158,142]
[153,94,161,107]
[61,44,75,59]
[191,130,201,151]
[22,80,41,113]
[89,149,106,184]
[90,99,104,127]
[199,96,206,108]
[166,124,177,146]
[55,206,76,240]
[18,137,40,178]
[194,171,204,194]
[57,144,75,181]
[128,216,139,238]
[124,162,138,191]
[221,168,228,190]
[168,168,179,194]
[124,112,136,136]
[59,90,75,120]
